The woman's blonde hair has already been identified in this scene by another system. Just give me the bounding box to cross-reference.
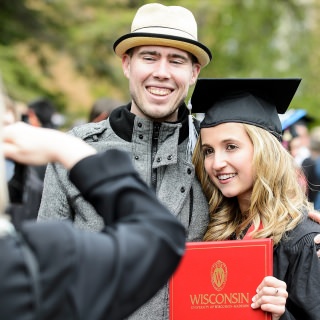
[192,123,310,245]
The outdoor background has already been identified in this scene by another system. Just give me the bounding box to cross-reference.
[1,0,320,128]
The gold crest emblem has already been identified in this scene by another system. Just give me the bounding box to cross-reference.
[211,260,227,291]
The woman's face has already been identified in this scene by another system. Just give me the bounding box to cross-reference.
[201,122,255,211]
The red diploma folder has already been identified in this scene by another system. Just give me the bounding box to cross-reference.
[170,239,273,320]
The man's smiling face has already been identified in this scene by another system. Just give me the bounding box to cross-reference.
[122,45,200,122]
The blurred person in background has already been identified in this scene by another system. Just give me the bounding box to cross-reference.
[302,126,320,210]
[27,97,59,129]
[281,110,312,166]
[286,135,308,195]
[281,110,313,200]
[2,96,55,225]
[26,97,61,183]
[88,97,123,123]
[0,90,40,225]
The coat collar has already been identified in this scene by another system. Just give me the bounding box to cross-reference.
[109,103,190,144]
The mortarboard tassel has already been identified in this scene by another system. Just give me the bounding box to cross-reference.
[186,99,199,160]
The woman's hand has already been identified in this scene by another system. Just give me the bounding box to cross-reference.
[251,276,287,320]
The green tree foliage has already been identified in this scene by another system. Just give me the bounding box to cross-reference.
[1,0,319,126]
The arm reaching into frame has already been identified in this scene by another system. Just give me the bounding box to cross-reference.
[1,122,186,319]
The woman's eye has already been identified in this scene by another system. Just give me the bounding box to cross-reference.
[203,148,214,156]
[226,144,238,151]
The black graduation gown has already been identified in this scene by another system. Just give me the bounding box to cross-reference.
[0,149,185,320]
[274,216,320,319]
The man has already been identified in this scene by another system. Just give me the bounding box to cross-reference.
[7,97,61,225]
[38,3,211,319]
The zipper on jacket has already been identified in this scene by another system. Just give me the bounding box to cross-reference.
[151,122,161,190]
[189,186,194,227]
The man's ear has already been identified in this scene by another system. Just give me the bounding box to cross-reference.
[122,54,130,79]
[190,63,201,86]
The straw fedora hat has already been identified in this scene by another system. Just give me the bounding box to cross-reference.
[113,3,212,67]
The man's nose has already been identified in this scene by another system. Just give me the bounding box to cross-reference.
[152,60,171,79]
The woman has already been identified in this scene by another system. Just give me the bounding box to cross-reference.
[0,104,185,318]
[192,78,320,320]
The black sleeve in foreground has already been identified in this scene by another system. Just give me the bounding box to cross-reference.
[68,149,186,319]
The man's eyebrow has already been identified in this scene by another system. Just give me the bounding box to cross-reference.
[138,50,159,56]
[169,53,189,61]
[138,50,189,61]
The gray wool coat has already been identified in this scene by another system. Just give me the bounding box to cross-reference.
[38,104,209,320]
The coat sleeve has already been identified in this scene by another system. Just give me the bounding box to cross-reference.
[274,219,320,320]
[37,161,74,221]
[37,127,107,231]
[36,125,91,223]
[67,149,186,320]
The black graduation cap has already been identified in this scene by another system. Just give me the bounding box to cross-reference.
[191,78,301,139]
